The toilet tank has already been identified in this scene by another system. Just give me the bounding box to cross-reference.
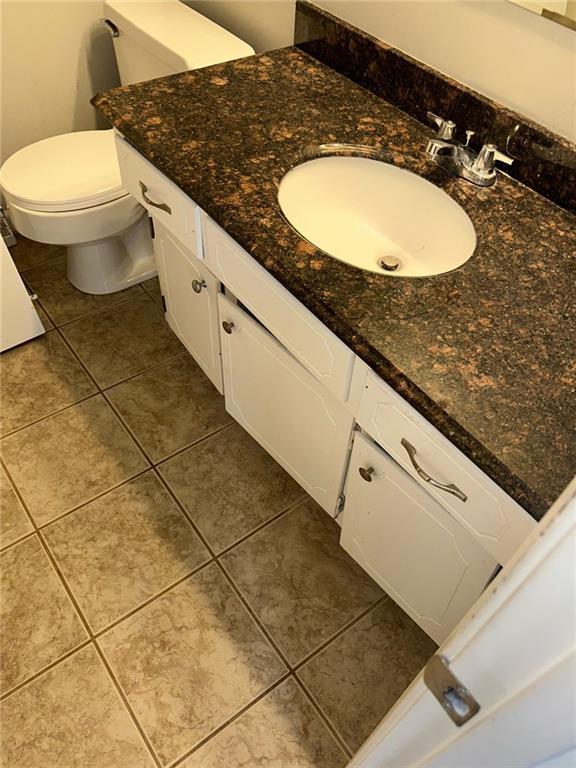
[103,0,255,85]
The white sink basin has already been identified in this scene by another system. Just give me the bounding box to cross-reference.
[278,155,477,277]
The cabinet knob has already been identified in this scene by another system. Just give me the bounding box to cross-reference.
[222,321,235,335]
[359,466,375,483]
[191,279,207,294]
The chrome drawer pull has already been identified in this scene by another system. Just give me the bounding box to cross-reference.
[139,181,172,214]
[401,438,468,502]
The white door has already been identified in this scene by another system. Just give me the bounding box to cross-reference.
[348,479,576,768]
[218,293,354,516]
[154,221,223,392]
[342,432,497,644]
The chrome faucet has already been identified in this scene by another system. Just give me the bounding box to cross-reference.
[425,112,513,187]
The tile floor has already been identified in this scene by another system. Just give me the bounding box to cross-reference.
[0,237,436,767]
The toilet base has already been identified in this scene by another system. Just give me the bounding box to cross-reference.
[67,213,156,295]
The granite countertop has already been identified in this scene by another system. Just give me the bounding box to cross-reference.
[93,48,576,521]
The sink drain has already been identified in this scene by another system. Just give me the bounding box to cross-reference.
[377,256,401,272]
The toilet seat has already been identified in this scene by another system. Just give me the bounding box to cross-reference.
[0,129,126,212]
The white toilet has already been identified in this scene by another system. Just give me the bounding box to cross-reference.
[0,0,254,295]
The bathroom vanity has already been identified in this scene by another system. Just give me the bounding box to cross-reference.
[95,19,575,645]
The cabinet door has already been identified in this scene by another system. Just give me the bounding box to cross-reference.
[218,293,354,516]
[154,221,223,392]
[341,432,497,644]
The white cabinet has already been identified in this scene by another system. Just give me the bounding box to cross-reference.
[218,293,354,516]
[154,221,223,392]
[341,432,497,644]
[357,371,535,565]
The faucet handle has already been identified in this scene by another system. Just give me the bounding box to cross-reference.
[472,143,514,177]
[427,111,456,141]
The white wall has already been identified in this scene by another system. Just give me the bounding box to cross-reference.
[186,0,295,51]
[0,1,120,163]
[189,0,576,141]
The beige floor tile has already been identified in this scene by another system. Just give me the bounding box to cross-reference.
[0,330,96,436]
[61,294,183,388]
[99,562,286,766]
[8,236,64,273]
[44,472,210,632]
[221,500,383,664]
[0,536,87,695]
[181,677,347,768]
[0,466,32,550]
[24,256,143,326]
[0,645,155,768]
[298,601,436,752]
[0,395,148,526]
[159,423,304,553]
[141,276,164,308]
[107,353,231,463]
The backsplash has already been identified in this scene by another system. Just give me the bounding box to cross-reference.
[295,0,576,213]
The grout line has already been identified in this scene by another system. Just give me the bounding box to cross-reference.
[0,640,93,703]
[293,673,354,759]
[15,252,62,275]
[93,558,214,639]
[148,420,236,468]
[214,493,309,557]
[0,529,37,554]
[167,673,292,768]
[0,392,99,441]
[103,384,234,469]
[36,467,152,531]
[215,558,293,670]
[293,594,390,672]
[93,640,163,768]
[0,455,163,768]
[44,288,147,331]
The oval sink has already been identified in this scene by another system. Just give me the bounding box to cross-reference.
[278,155,477,278]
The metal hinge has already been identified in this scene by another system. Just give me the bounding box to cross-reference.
[423,655,480,727]
[148,216,155,240]
[334,493,345,520]
[160,295,167,313]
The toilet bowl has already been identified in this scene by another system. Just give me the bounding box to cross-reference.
[1,129,155,294]
[0,0,254,295]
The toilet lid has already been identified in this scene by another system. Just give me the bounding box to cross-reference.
[0,130,127,212]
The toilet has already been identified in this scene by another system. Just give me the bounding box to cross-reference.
[0,0,254,295]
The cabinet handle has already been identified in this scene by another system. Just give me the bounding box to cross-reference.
[359,466,375,482]
[222,321,235,335]
[401,438,468,502]
[139,181,172,215]
[191,279,206,293]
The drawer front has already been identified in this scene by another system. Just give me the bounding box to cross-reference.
[204,216,354,401]
[114,133,202,257]
[356,371,535,564]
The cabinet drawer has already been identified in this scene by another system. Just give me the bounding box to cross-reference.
[114,133,202,257]
[342,432,497,644]
[204,216,354,401]
[356,371,535,564]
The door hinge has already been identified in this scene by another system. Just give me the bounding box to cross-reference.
[149,216,155,240]
[334,493,345,520]
[160,295,167,313]
[423,655,480,727]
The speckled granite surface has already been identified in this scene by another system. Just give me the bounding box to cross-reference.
[296,0,576,214]
[93,48,575,521]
